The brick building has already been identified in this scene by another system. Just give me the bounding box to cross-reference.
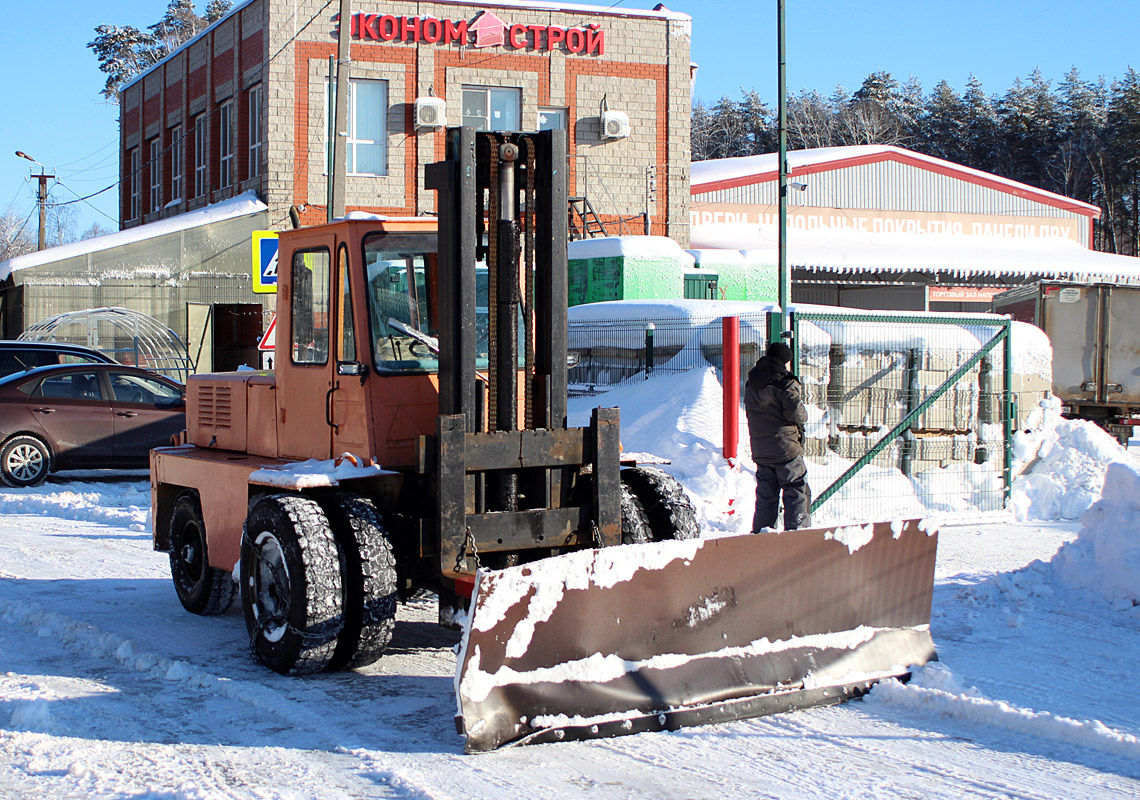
[118,0,693,241]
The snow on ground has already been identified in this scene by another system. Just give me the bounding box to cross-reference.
[2,368,1140,798]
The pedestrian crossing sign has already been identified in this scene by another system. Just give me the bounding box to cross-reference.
[252,231,279,294]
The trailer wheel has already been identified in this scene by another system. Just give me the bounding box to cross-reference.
[321,493,397,670]
[619,483,652,544]
[168,491,236,615]
[240,494,344,675]
[621,466,700,541]
[0,435,52,487]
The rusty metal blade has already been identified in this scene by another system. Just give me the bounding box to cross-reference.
[455,519,938,752]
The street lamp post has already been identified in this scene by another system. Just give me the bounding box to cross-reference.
[15,151,54,251]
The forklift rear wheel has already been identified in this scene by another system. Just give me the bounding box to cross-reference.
[168,491,236,615]
[321,493,398,670]
[240,494,344,675]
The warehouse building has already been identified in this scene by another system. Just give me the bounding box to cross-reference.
[118,0,693,239]
[690,145,1140,312]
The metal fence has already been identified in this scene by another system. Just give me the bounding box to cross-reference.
[569,309,1032,524]
[792,311,1014,524]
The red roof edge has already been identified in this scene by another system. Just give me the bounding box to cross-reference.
[691,150,1103,220]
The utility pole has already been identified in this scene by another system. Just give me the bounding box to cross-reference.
[15,151,53,251]
[331,0,352,219]
[775,0,790,344]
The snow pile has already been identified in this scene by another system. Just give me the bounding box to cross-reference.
[0,478,151,530]
[1050,461,1140,609]
[1010,396,1138,521]
[569,367,755,535]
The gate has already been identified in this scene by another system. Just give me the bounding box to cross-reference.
[792,311,1014,523]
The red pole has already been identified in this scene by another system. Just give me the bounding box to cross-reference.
[723,316,740,462]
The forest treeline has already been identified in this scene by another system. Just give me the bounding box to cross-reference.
[691,69,1140,256]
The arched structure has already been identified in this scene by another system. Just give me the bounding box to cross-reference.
[20,307,189,382]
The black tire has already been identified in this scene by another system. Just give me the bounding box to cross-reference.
[168,491,237,615]
[240,494,344,675]
[621,466,700,541]
[321,493,397,670]
[0,435,52,487]
[619,483,652,544]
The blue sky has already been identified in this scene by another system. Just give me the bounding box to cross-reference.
[3,0,1139,236]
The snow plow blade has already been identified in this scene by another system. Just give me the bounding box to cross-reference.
[455,519,938,752]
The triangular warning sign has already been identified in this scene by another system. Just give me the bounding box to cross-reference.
[258,314,277,352]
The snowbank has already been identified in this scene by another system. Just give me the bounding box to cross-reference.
[1051,461,1140,607]
[1011,396,1137,521]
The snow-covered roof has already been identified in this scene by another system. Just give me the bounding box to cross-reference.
[691,146,1101,218]
[690,223,1140,283]
[0,192,268,281]
[568,235,694,263]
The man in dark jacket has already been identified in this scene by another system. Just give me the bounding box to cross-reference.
[745,341,811,531]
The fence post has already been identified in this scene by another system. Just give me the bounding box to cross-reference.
[723,316,740,462]
[644,323,655,377]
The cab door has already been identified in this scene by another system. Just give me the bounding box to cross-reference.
[329,242,371,457]
[275,245,335,461]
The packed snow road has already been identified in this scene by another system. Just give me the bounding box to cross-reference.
[1,477,1138,799]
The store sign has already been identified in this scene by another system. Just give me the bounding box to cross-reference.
[928,286,1009,302]
[690,203,1084,243]
[349,9,605,54]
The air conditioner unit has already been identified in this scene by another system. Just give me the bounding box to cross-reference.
[600,109,631,139]
[414,97,447,129]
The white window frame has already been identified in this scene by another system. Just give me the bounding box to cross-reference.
[148,137,161,213]
[169,125,183,204]
[324,78,389,177]
[128,148,140,220]
[538,107,568,131]
[193,114,207,198]
[219,99,234,189]
[248,84,262,180]
[462,86,521,131]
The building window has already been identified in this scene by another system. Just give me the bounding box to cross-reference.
[538,107,568,131]
[128,148,140,220]
[291,248,331,365]
[169,125,183,203]
[193,114,207,198]
[148,137,162,213]
[248,84,262,180]
[325,78,388,176]
[219,99,234,189]
[462,86,520,131]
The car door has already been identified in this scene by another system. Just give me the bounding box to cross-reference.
[31,369,115,465]
[108,370,186,463]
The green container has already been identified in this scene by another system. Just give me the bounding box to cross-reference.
[683,271,719,299]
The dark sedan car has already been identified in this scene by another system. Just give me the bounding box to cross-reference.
[0,363,185,487]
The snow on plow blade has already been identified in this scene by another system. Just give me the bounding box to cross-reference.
[455,519,938,752]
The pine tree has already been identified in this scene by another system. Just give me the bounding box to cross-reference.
[918,80,968,163]
[89,0,233,102]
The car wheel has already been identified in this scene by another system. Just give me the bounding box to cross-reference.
[0,435,52,487]
[240,494,344,675]
[168,491,237,615]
